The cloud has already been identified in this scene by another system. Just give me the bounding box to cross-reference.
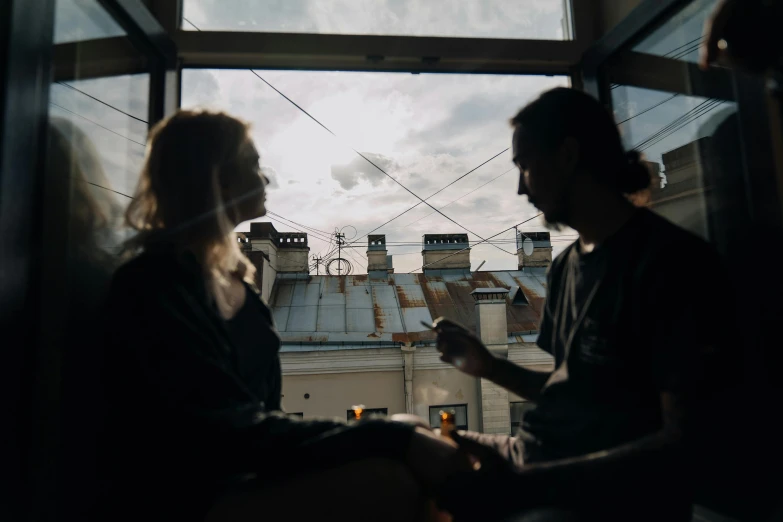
[330,153,398,190]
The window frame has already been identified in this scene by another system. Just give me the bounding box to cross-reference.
[429,404,469,431]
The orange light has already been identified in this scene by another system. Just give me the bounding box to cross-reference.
[352,405,365,420]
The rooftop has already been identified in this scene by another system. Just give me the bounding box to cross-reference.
[269,269,546,349]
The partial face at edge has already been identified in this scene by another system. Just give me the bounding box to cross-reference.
[223,139,269,224]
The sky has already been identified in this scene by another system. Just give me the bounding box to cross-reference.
[49,0,733,273]
[178,0,574,273]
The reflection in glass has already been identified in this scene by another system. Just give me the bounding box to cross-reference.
[48,74,149,252]
[612,85,737,240]
[54,0,126,44]
[631,0,717,64]
[182,0,571,40]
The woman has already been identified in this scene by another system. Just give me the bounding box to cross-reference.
[100,110,459,521]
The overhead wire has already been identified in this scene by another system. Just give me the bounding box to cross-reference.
[50,102,147,147]
[346,148,509,245]
[402,167,516,228]
[184,17,515,256]
[54,81,148,124]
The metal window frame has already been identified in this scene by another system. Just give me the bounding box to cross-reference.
[580,0,690,100]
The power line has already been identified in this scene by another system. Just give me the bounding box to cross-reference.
[633,98,716,150]
[402,167,516,228]
[184,17,514,256]
[50,102,147,147]
[75,179,134,199]
[616,94,680,125]
[55,81,148,124]
[264,212,334,242]
[662,35,705,59]
[408,213,542,274]
[266,210,332,236]
[348,148,509,245]
[262,216,332,245]
[639,100,723,152]
[635,99,722,152]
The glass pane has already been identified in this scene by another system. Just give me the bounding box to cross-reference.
[49,74,150,254]
[45,6,149,518]
[631,0,718,64]
[182,69,572,272]
[612,84,738,240]
[54,0,126,44]
[182,0,571,40]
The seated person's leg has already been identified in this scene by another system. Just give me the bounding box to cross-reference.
[206,458,424,522]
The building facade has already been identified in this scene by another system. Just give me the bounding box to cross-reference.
[244,223,554,433]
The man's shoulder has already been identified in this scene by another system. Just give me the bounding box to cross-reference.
[630,210,723,284]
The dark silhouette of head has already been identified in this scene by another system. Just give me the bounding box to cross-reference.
[510,87,651,227]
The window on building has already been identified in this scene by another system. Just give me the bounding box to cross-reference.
[510,401,536,434]
[429,404,468,431]
[346,408,388,421]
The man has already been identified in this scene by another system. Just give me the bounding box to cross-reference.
[432,87,726,521]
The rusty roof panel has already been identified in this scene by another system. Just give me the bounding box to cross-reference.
[287,305,317,331]
[371,285,404,332]
[273,282,294,307]
[272,306,290,331]
[272,270,546,341]
[395,284,427,308]
[347,308,375,332]
[316,305,346,332]
[444,281,478,332]
[419,280,455,324]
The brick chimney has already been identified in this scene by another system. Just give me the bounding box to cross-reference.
[367,234,389,275]
[471,288,511,435]
[517,231,552,270]
[422,233,470,274]
[246,222,310,274]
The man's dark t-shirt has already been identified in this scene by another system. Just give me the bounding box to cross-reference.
[521,209,723,463]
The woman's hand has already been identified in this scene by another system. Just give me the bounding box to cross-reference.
[432,317,495,378]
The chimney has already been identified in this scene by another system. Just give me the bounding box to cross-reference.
[367,234,389,277]
[471,288,511,435]
[246,222,310,274]
[517,231,552,270]
[422,233,470,275]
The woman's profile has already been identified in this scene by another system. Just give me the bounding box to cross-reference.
[99,110,461,521]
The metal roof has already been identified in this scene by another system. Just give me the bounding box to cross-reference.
[270,270,547,346]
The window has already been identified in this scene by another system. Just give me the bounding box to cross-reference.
[429,404,468,431]
[510,401,535,434]
[181,70,569,272]
[631,0,718,64]
[346,408,388,421]
[182,0,572,40]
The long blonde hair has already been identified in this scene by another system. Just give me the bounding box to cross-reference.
[125,109,256,284]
